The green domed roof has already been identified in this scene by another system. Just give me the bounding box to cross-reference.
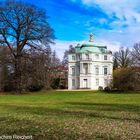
[75,41,107,53]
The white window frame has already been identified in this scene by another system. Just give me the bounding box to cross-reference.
[95,66,99,75]
[72,55,75,60]
[83,79,88,88]
[104,67,108,75]
[95,54,99,60]
[83,63,88,75]
[85,53,89,60]
[104,55,107,60]
[77,54,80,60]
[72,67,75,75]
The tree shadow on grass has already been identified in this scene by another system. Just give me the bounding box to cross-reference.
[1,103,140,122]
[66,102,140,113]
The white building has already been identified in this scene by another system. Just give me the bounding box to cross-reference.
[68,33,113,90]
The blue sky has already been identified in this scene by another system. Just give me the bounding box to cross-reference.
[8,0,140,58]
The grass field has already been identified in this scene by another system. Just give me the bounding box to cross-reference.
[0,90,140,140]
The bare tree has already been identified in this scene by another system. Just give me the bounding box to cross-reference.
[0,0,54,93]
[113,47,132,68]
[62,45,75,67]
[0,46,14,91]
[131,43,140,66]
[113,58,119,70]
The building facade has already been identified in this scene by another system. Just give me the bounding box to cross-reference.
[68,33,113,90]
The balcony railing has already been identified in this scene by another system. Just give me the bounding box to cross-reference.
[80,58,92,61]
[70,57,113,62]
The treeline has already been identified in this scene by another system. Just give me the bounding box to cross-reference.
[0,0,68,93]
[111,44,140,91]
[0,46,67,92]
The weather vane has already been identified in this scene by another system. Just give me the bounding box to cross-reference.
[89,32,93,42]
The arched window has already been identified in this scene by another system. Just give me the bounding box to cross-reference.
[95,54,99,59]
[85,54,89,60]
[95,66,99,75]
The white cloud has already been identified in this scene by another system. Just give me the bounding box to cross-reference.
[78,0,140,48]
[95,39,122,52]
[81,0,140,25]
[57,0,140,57]
[51,40,82,60]
[52,0,140,59]
[51,39,122,60]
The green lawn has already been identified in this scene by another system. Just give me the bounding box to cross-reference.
[0,91,140,140]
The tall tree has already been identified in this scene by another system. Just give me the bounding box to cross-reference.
[113,47,131,68]
[113,58,119,70]
[131,43,140,66]
[51,50,60,67]
[0,0,54,93]
[62,45,75,67]
[0,46,14,91]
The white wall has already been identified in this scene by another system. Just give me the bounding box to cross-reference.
[68,53,113,90]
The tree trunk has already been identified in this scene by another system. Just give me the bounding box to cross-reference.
[14,56,22,94]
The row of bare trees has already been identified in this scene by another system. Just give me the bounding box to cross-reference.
[113,43,140,69]
[0,45,62,92]
[113,44,140,91]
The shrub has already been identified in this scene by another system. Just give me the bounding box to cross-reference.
[51,78,60,89]
[113,68,136,91]
[28,84,43,92]
[59,85,65,89]
[3,84,15,92]
[98,86,103,91]
[104,86,111,92]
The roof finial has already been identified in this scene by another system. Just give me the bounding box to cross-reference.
[89,32,93,42]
